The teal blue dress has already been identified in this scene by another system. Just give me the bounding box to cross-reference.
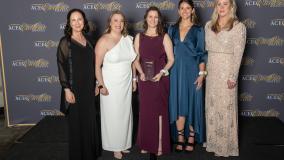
[168,24,207,143]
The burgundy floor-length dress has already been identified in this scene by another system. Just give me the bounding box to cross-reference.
[137,33,171,154]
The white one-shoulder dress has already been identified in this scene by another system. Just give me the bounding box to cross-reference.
[100,35,137,151]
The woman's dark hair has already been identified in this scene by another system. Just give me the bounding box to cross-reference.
[143,6,164,36]
[176,0,199,25]
[64,8,90,37]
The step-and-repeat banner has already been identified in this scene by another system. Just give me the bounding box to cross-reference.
[0,0,283,126]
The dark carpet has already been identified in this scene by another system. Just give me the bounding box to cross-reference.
[2,116,284,160]
[0,113,31,160]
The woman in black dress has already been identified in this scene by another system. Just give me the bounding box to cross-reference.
[57,8,101,160]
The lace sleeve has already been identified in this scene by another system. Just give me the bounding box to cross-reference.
[228,23,247,82]
[57,37,71,89]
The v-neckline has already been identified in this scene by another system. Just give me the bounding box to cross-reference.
[71,37,87,48]
[178,24,194,42]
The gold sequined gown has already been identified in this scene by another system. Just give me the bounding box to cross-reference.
[204,21,246,157]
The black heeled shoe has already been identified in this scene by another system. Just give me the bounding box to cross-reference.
[185,131,195,153]
[175,129,185,152]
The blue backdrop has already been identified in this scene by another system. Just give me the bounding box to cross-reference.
[0,0,283,126]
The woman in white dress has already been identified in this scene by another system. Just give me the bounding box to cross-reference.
[95,11,137,159]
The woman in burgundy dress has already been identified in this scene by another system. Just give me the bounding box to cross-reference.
[133,6,174,156]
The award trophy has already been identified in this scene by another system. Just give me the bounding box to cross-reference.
[142,60,155,81]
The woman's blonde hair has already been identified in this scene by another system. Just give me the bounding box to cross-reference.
[210,0,238,33]
[105,10,128,36]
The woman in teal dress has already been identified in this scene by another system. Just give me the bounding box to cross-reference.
[168,0,207,152]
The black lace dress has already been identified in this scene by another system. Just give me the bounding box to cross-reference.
[57,36,101,160]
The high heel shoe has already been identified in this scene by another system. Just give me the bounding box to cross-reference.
[156,150,163,156]
[175,129,185,152]
[113,152,123,159]
[141,150,148,154]
[185,131,195,153]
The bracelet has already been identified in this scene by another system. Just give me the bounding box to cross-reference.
[132,77,138,82]
[198,71,207,76]
[160,69,169,76]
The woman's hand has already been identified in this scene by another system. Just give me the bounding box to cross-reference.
[132,81,137,92]
[100,87,109,96]
[227,80,236,89]
[95,86,99,96]
[152,72,163,82]
[65,89,75,104]
[194,76,205,90]
[140,73,146,81]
